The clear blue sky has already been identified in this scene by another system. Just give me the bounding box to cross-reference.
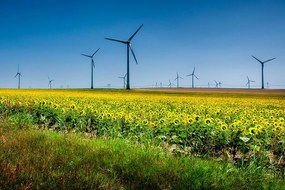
[0,0,284,89]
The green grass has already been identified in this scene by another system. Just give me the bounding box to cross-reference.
[0,118,285,190]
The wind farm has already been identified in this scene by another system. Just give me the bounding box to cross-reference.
[0,1,285,189]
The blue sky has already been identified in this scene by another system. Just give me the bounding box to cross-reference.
[0,0,284,89]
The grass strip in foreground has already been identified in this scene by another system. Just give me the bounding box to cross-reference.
[0,121,284,190]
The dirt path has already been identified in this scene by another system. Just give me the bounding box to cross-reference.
[136,88,285,95]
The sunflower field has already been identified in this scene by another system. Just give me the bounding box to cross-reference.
[0,89,285,169]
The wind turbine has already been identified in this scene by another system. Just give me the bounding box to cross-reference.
[246,76,254,89]
[252,55,276,89]
[174,72,183,88]
[48,77,54,89]
[118,73,127,88]
[214,80,219,88]
[218,81,222,88]
[81,48,100,89]
[186,67,199,88]
[168,80,174,88]
[14,64,22,89]
[105,24,143,90]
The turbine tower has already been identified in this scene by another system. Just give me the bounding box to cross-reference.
[186,67,198,88]
[14,64,22,89]
[105,24,143,90]
[252,55,276,89]
[118,73,127,88]
[81,48,100,89]
[246,76,254,89]
[174,72,183,88]
[48,77,54,89]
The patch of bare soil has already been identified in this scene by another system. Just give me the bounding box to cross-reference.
[136,88,285,95]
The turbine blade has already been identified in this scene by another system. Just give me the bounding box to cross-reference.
[92,48,100,57]
[105,38,127,44]
[252,55,263,64]
[263,57,276,63]
[81,54,92,58]
[128,24,143,42]
[186,74,191,77]
[193,67,195,74]
[194,75,199,80]
[129,44,138,64]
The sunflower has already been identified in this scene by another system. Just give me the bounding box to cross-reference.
[173,118,181,126]
[220,124,228,131]
[159,118,165,124]
[204,118,212,124]
[186,117,195,125]
[248,127,257,135]
[80,110,86,116]
[70,104,76,109]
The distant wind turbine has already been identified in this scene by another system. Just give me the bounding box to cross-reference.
[246,76,254,89]
[14,64,22,89]
[81,48,100,89]
[174,72,183,88]
[48,77,54,89]
[105,24,143,90]
[218,81,222,88]
[168,80,174,88]
[186,67,198,88]
[252,55,276,89]
[118,73,127,88]
[214,80,219,88]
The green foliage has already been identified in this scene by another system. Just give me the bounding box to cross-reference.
[8,113,34,129]
[0,122,284,190]
[0,89,285,174]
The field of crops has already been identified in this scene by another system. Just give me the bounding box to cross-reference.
[0,89,285,169]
